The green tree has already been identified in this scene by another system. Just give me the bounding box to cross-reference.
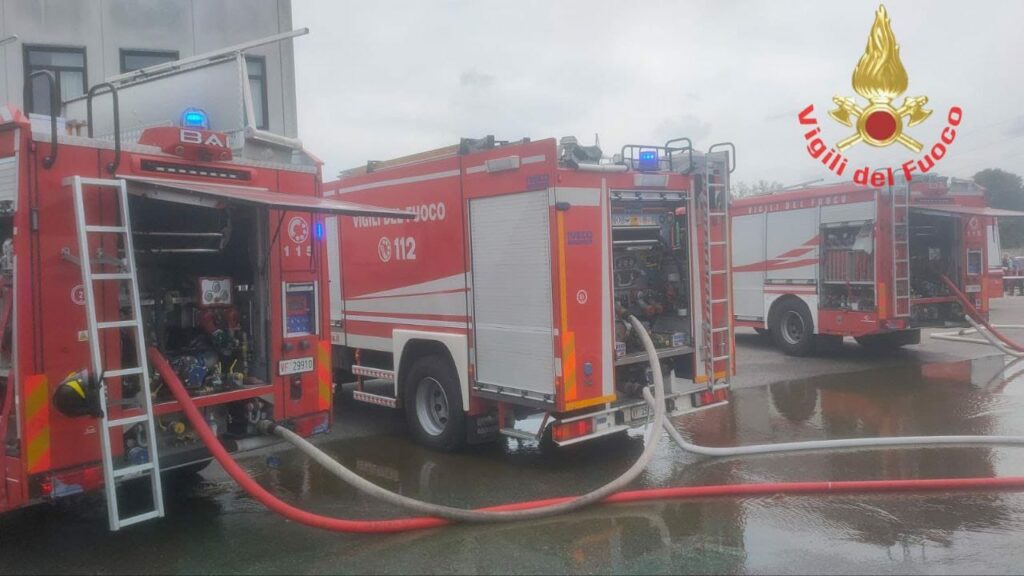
[974,168,1024,248]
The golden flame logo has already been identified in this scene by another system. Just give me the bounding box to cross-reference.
[851,6,907,102]
[828,5,931,152]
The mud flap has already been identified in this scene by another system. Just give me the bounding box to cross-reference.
[899,329,921,346]
[466,411,499,444]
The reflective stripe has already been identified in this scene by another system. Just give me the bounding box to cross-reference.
[563,332,577,402]
[66,379,86,399]
[317,341,332,412]
[556,211,577,402]
[564,394,616,412]
[24,374,51,474]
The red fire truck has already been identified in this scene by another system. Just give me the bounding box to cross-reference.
[731,175,1024,355]
[324,138,735,449]
[0,31,409,530]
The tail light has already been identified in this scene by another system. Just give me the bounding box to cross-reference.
[34,466,104,499]
[552,418,594,443]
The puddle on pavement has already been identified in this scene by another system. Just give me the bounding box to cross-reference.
[4,354,1024,574]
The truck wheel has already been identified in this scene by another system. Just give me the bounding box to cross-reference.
[404,355,466,452]
[771,300,815,356]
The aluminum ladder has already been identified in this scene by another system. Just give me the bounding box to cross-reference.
[892,180,911,318]
[699,145,735,389]
[68,175,164,530]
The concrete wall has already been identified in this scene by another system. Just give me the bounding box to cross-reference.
[0,0,297,137]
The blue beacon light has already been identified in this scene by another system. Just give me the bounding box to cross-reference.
[638,150,659,171]
[181,107,210,129]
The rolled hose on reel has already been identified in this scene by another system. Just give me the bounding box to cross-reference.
[148,314,1024,535]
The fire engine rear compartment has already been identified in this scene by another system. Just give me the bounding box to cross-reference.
[84,187,274,467]
[908,210,963,326]
[468,189,694,408]
[610,194,694,397]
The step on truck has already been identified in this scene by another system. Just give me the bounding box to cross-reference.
[731,176,1024,356]
[0,31,410,530]
[324,137,736,449]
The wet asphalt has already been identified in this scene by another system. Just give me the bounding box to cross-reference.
[3,298,1024,574]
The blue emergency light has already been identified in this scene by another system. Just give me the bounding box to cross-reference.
[314,221,324,241]
[181,107,210,129]
[638,149,659,171]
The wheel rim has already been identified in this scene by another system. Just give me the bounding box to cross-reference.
[781,310,806,345]
[415,377,449,437]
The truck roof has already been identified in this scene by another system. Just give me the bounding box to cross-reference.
[732,183,880,208]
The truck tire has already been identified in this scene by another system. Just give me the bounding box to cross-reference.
[771,300,816,356]
[855,329,920,353]
[403,355,466,452]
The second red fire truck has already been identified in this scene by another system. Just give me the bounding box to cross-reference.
[731,176,1024,355]
[324,138,736,449]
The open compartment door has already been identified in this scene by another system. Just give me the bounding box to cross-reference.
[120,175,413,218]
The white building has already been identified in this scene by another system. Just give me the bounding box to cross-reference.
[0,0,298,137]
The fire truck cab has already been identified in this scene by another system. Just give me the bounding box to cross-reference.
[0,31,408,529]
[325,138,736,449]
[731,175,1024,356]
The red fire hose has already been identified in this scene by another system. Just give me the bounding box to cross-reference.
[940,275,1024,353]
[149,347,1024,534]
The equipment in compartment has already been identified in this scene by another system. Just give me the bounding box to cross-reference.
[612,198,692,396]
[131,199,265,402]
[820,222,876,311]
[909,211,963,326]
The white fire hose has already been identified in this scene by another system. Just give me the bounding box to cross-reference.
[267,314,666,522]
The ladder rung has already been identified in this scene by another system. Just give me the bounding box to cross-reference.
[712,355,731,362]
[710,270,728,275]
[85,225,128,234]
[709,241,727,246]
[711,299,728,304]
[112,462,154,479]
[97,320,138,329]
[117,510,162,528]
[93,272,133,281]
[105,367,144,378]
[708,212,727,217]
[711,326,730,332]
[107,414,150,427]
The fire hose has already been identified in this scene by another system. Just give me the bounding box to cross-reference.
[940,274,1024,354]
[149,315,1024,535]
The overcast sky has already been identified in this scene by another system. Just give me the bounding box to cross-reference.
[292,0,1024,187]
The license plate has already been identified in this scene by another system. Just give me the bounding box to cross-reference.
[629,405,650,420]
[279,357,314,376]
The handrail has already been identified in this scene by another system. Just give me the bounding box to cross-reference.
[664,137,694,174]
[708,142,736,174]
[86,82,121,175]
[26,70,58,168]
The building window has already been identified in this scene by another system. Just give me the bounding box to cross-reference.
[120,49,179,73]
[23,45,87,115]
[246,56,269,130]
